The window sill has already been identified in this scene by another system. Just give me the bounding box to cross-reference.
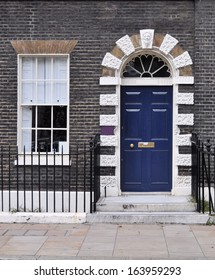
[14,154,71,166]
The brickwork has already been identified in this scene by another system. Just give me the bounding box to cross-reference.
[0,0,195,148]
[194,0,215,144]
[0,0,212,196]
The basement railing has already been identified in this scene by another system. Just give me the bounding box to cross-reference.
[0,135,100,213]
[191,133,215,214]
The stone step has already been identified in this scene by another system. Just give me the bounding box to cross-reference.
[87,212,209,224]
[96,202,196,212]
[96,195,196,212]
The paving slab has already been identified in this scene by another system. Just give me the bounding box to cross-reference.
[0,236,47,256]
[0,230,7,236]
[4,229,28,236]
[25,230,48,236]
[113,249,169,259]
[0,223,214,259]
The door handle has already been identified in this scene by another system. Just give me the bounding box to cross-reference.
[130,143,134,149]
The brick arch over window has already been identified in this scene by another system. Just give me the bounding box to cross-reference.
[101,30,193,79]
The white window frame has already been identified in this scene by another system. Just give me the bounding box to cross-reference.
[17,54,70,164]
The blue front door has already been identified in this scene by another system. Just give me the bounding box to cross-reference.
[121,86,173,192]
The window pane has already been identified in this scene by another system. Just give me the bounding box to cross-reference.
[37,81,51,104]
[53,82,67,104]
[37,57,51,80]
[22,107,32,128]
[53,57,67,80]
[53,106,67,128]
[37,106,51,128]
[22,58,36,80]
[53,130,67,152]
[22,129,35,152]
[22,82,36,104]
[37,130,51,152]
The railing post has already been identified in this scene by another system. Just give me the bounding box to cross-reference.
[31,148,34,212]
[1,147,3,212]
[93,135,100,212]
[197,138,201,212]
[201,143,205,213]
[206,139,212,214]
[89,138,93,214]
[8,146,11,212]
[83,143,86,213]
[16,146,19,212]
[214,147,215,213]
[61,146,64,212]
[46,148,48,212]
[75,144,79,213]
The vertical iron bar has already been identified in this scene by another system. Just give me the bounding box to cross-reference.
[1,147,3,211]
[83,143,86,212]
[197,140,201,212]
[68,149,71,212]
[8,146,11,211]
[53,149,56,212]
[202,143,205,213]
[214,147,215,213]
[46,148,48,212]
[61,146,64,212]
[23,146,26,212]
[16,146,19,211]
[31,148,34,212]
[38,149,41,212]
[94,140,97,212]
[75,144,79,213]
[206,140,211,214]
[90,139,93,214]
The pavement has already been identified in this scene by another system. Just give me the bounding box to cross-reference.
[0,223,215,259]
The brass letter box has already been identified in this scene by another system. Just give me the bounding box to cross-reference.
[138,142,155,148]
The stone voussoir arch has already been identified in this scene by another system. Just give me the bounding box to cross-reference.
[101,29,193,78]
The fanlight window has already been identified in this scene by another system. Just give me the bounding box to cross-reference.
[122,54,171,78]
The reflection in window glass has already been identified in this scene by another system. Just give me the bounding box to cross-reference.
[37,130,51,152]
[37,106,51,128]
[53,106,67,128]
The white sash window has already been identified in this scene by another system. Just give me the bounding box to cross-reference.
[18,55,69,153]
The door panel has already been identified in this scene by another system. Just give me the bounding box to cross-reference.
[124,151,142,185]
[121,86,172,192]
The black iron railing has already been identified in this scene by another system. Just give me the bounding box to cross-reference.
[191,133,215,214]
[0,135,100,213]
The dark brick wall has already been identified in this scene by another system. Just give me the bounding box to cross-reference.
[194,0,215,144]
[0,0,195,150]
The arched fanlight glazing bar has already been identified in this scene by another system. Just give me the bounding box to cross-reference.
[122,54,171,78]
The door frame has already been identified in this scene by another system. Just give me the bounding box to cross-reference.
[115,78,177,195]
[119,84,174,193]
